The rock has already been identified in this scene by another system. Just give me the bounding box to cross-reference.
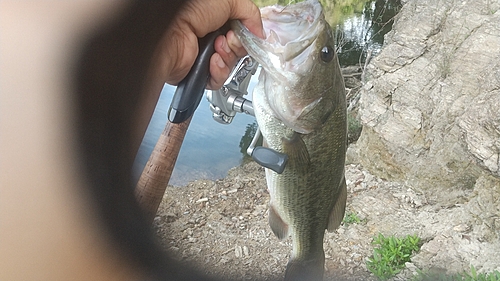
[165,213,177,223]
[227,188,238,194]
[453,224,470,233]
[157,160,500,280]
[235,246,242,258]
[195,198,209,203]
[412,232,500,276]
[353,0,500,213]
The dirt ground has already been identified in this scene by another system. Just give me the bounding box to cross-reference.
[153,157,500,281]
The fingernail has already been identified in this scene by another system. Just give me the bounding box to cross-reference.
[222,40,231,53]
[227,30,243,49]
[232,37,242,49]
[216,56,225,68]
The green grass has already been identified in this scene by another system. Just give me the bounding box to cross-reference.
[366,233,421,280]
[414,266,500,281]
[342,211,365,226]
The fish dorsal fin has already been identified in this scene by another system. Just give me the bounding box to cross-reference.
[327,177,347,232]
[269,205,289,240]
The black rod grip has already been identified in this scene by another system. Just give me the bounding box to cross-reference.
[168,23,230,123]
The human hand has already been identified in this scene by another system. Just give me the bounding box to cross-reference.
[157,0,264,90]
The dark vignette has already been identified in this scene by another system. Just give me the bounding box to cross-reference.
[73,1,215,280]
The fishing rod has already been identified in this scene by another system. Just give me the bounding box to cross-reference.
[134,25,229,222]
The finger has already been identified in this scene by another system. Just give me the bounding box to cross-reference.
[226,0,264,38]
[207,53,230,90]
[214,35,237,69]
[226,30,247,57]
[178,0,263,39]
[209,31,249,90]
[160,28,199,86]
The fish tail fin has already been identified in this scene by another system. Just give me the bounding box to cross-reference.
[284,253,325,281]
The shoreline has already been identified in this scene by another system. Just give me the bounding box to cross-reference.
[157,161,500,280]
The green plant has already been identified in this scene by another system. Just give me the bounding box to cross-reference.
[465,266,500,281]
[414,265,500,281]
[347,113,362,144]
[342,211,364,226]
[366,233,421,280]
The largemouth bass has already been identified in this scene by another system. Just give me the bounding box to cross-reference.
[232,1,347,280]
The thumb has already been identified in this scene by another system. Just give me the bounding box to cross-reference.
[226,0,264,38]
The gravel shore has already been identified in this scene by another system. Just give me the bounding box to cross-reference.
[153,160,500,280]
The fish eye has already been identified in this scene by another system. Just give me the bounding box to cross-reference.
[320,46,334,63]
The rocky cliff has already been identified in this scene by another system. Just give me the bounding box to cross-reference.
[351,0,500,206]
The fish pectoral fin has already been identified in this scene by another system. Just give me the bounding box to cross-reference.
[282,133,310,169]
[327,177,347,232]
[268,205,289,240]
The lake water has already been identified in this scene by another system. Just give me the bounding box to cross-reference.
[132,0,401,186]
[132,78,259,186]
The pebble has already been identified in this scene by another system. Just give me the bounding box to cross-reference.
[235,246,242,258]
[405,262,418,273]
[156,160,500,280]
[453,224,470,232]
[195,198,209,203]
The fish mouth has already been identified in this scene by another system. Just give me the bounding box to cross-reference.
[231,0,325,77]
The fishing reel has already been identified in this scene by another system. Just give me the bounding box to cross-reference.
[206,56,288,174]
[207,56,256,124]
